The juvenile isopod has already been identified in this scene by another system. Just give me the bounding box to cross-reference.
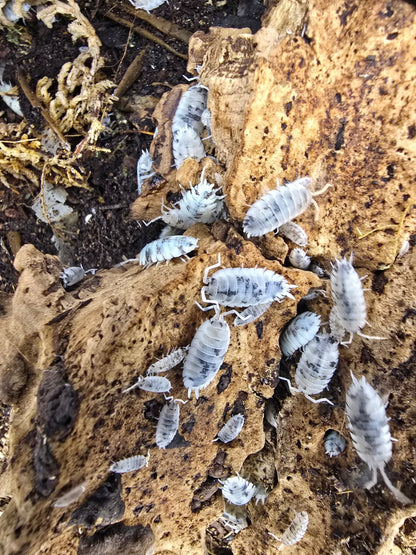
[288,248,311,270]
[146,346,189,376]
[269,511,309,548]
[324,429,347,457]
[220,474,258,506]
[172,124,206,169]
[279,221,308,246]
[182,305,231,399]
[156,397,186,449]
[243,177,331,238]
[279,311,321,357]
[330,254,384,344]
[201,255,296,308]
[214,414,245,443]
[122,375,171,394]
[128,0,166,12]
[280,331,339,404]
[138,236,199,268]
[137,149,155,195]
[233,302,272,327]
[61,265,96,289]
[109,451,150,473]
[346,373,411,504]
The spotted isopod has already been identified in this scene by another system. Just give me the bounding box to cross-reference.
[269,511,309,548]
[289,248,311,270]
[279,221,308,246]
[128,0,166,12]
[219,507,248,533]
[182,305,231,399]
[109,451,150,473]
[201,255,296,308]
[137,149,155,195]
[122,375,171,394]
[172,124,206,169]
[279,311,321,357]
[280,331,339,404]
[214,414,245,443]
[156,397,186,449]
[324,430,347,457]
[173,84,207,135]
[233,302,272,327]
[243,177,331,237]
[220,474,258,506]
[146,346,189,376]
[346,373,412,504]
[138,236,199,268]
[330,254,384,344]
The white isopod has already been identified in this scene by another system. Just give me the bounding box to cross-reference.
[329,306,346,343]
[233,302,272,327]
[182,306,231,399]
[280,331,339,405]
[289,248,311,269]
[172,124,206,169]
[156,397,186,449]
[279,221,308,246]
[173,85,207,135]
[109,451,150,473]
[324,430,347,457]
[137,149,155,195]
[243,177,331,237]
[146,346,189,376]
[122,375,171,394]
[220,474,258,506]
[214,414,245,443]
[279,311,321,357]
[61,265,96,288]
[330,254,384,344]
[346,373,412,504]
[269,511,309,548]
[128,0,166,12]
[201,256,296,308]
[138,236,199,268]
[53,483,87,508]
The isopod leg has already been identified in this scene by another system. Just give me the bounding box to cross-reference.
[357,330,387,341]
[363,467,378,490]
[341,333,354,346]
[379,466,412,504]
[304,393,334,406]
[203,253,222,283]
[279,376,299,395]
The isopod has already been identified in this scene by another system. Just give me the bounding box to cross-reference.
[146,346,189,376]
[182,305,231,399]
[329,306,346,343]
[233,302,272,327]
[279,311,321,357]
[219,506,248,533]
[280,331,339,404]
[109,451,150,473]
[156,397,186,449]
[201,108,212,133]
[330,254,384,344]
[128,0,166,12]
[137,149,155,195]
[288,248,311,270]
[122,375,171,394]
[279,221,308,246]
[172,124,205,169]
[61,265,96,289]
[214,414,245,443]
[173,84,207,135]
[243,177,331,238]
[201,256,296,308]
[53,483,87,508]
[269,511,309,548]
[138,236,199,268]
[346,373,411,504]
[220,474,258,506]
[324,430,347,457]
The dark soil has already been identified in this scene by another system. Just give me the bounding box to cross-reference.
[0,0,265,293]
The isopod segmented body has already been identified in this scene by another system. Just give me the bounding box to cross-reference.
[279,311,321,357]
[324,430,347,457]
[346,373,411,504]
[172,125,205,169]
[109,452,150,473]
[289,248,311,270]
[201,259,296,308]
[146,346,189,376]
[138,236,199,268]
[214,414,245,443]
[281,331,339,404]
[220,475,258,506]
[182,309,231,399]
[122,375,172,394]
[269,511,309,547]
[243,177,324,237]
[137,149,155,195]
[173,85,207,135]
[233,302,272,327]
[156,397,184,449]
[279,221,308,246]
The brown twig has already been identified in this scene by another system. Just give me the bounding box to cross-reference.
[103,11,188,61]
[124,4,192,44]
[114,48,148,100]
[16,70,69,149]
